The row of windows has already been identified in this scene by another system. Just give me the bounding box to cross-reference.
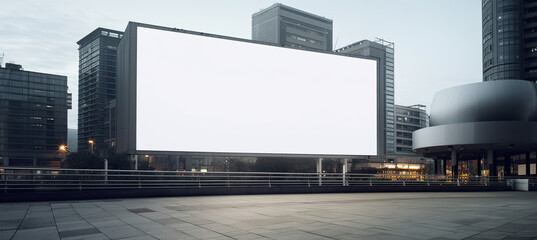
[397,132,412,138]
[0,88,66,98]
[285,24,326,38]
[396,147,413,153]
[396,117,425,126]
[396,139,412,146]
[0,80,67,92]
[287,33,323,46]
[396,124,421,131]
[0,74,66,85]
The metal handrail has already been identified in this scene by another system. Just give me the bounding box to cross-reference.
[0,167,513,192]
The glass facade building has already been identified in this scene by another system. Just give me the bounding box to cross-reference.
[0,63,70,167]
[483,0,537,81]
[252,3,333,51]
[77,28,122,154]
[395,104,428,154]
[336,39,396,157]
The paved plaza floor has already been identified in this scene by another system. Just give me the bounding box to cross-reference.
[1,191,537,240]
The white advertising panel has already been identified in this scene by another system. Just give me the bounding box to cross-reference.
[136,26,377,156]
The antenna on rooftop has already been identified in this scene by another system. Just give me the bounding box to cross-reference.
[0,52,4,67]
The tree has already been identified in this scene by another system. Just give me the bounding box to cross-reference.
[138,159,155,170]
[106,152,132,170]
[63,151,104,169]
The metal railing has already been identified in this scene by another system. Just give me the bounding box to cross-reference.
[0,167,514,192]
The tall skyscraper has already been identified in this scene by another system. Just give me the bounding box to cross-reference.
[0,63,71,167]
[482,0,537,82]
[77,28,123,154]
[252,3,333,51]
[336,39,396,158]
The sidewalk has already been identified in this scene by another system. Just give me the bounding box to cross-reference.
[1,192,537,240]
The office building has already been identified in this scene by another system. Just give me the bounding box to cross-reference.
[0,63,71,167]
[395,104,428,155]
[335,39,396,159]
[104,99,116,150]
[252,3,333,51]
[482,0,537,81]
[77,28,123,154]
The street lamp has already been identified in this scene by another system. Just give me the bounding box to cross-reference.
[88,140,94,154]
[59,144,67,167]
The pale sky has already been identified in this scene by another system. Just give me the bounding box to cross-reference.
[0,0,482,129]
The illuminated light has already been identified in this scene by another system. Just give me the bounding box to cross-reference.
[385,164,396,169]
[145,155,149,158]
[408,165,421,170]
[59,145,67,152]
[200,169,208,172]
[88,140,94,144]
[397,164,409,169]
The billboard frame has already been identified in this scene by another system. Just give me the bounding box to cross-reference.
[117,21,383,159]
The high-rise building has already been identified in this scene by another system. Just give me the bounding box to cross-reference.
[395,104,428,155]
[252,3,333,51]
[0,63,71,167]
[77,28,123,154]
[482,0,537,82]
[335,39,396,158]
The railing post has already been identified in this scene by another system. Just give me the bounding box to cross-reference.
[198,175,201,188]
[104,159,108,187]
[269,174,272,188]
[3,172,7,193]
[317,158,323,186]
[227,173,230,187]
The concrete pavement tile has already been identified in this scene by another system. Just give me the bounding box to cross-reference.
[115,235,158,240]
[182,228,226,239]
[59,227,101,238]
[62,233,110,240]
[147,229,199,240]
[11,226,59,240]
[0,219,21,230]
[98,225,146,239]
[0,230,15,240]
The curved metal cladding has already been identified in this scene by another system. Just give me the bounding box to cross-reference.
[414,80,537,153]
[429,80,537,126]
[413,121,537,152]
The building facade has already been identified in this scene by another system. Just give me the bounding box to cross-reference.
[482,0,537,81]
[77,28,123,154]
[252,3,333,51]
[413,80,537,177]
[0,63,70,167]
[335,39,396,158]
[395,104,428,155]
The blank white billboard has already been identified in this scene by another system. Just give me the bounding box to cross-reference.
[136,26,377,156]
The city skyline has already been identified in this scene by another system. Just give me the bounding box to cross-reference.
[0,0,482,129]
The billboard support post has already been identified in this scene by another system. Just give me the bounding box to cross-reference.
[317,158,323,186]
[342,158,348,186]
